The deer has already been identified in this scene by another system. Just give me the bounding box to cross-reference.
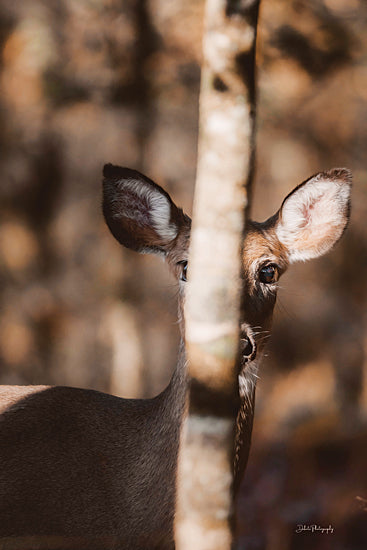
[0,164,351,550]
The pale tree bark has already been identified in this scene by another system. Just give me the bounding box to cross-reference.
[175,1,260,549]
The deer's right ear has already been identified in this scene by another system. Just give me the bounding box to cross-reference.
[274,168,352,263]
[102,164,189,255]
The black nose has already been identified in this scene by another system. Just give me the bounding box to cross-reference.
[241,334,256,361]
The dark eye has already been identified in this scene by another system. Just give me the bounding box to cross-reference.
[259,264,278,284]
[179,261,188,282]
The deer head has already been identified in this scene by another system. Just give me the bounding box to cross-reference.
[102,165,351,383]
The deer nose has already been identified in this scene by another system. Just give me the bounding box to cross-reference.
[240,328,256,362]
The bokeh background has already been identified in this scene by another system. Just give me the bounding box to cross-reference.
[0,0,366,548]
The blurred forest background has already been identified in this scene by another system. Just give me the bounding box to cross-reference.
[0,0,366,548]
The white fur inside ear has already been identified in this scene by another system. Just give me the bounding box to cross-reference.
[276,172,351,263]
[122,179,178,241]
[149,191,178,241]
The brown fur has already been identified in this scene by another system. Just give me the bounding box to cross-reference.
[0,165,351,549]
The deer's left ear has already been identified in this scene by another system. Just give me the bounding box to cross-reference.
[275,168,352,263]
[102,164,190,255]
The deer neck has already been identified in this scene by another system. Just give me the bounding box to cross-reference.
[159,339,188,424]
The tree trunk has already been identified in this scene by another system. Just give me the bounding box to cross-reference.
[175,1,260,549]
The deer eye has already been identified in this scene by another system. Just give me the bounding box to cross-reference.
[178,260,188,282]
[259,264,278,284]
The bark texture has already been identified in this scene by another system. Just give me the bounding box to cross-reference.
[175,1,260,548]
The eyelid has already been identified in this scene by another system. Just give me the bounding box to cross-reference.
[259,261,280,273]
